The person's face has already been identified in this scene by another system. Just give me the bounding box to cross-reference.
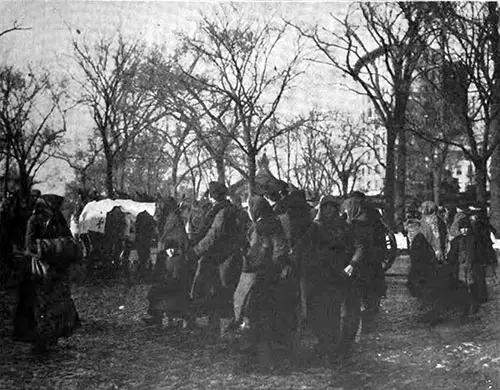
[460,226,470,236]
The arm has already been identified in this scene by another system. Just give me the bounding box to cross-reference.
[25,216,40,254]
[193,209,225,256]
[349,224,370,269]
[271,233,289,268]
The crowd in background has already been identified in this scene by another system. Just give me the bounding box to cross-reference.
[405,200,498,323]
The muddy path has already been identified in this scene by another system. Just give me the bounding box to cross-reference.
[1,256,499,390]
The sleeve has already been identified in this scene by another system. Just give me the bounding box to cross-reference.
[25,216,40,254]
[271,233,289,268]
[446,238,459,280]
[193,209,225,256]
[349,224,370,269]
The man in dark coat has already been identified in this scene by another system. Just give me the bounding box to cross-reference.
[265,185,312,349]
[190,181,242,340]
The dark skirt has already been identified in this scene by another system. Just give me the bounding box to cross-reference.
[246,268,298,345]
[13,266,80,345]
[147,251,190,317]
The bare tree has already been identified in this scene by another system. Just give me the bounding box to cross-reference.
[0,66,67,197]
[72,34,166,198]
[412,3,500,211]
[292,2,437,227]
[291,110,368,196]
[175,5,307,192]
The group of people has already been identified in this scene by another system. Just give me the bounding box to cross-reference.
[145,181,389,371]
[406,200,498,322]
[9,180,498,371]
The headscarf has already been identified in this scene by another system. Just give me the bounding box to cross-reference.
[208,181,227,201]
[340,197,366,224]
[248,195,274,222]
[314,195,339,221]
[34,194,64,214]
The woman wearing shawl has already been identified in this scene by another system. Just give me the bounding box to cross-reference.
[242,195,291,372]
[341,197,385,333]
[13,194,80,353]
[419,201,448,263]
[446,217,480,315]
[144,197,192,328]
[306,195,359,359]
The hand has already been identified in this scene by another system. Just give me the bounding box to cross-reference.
[166,248,175,257]
[344,264,354,277]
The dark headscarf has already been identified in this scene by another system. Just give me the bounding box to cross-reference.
[248,195,282,237]
[208,181,227,201]
[340,197,366,224]
[34,194,64,214]
[248,195,274,222]
[314,195,339,222]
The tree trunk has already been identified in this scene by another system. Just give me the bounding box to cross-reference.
[105,155,114,198]
[171,161,178,198]
[247,152,257,195]
[474,159,488,207]
[4,140,10,196]
[341,173,349,197]
[488,1,500,236]
[491,146,500,235]
[432,168,442,207]
[17,165,31,200]
[395,121,407,232]
[215,156,225,184]
[384,125,397,229]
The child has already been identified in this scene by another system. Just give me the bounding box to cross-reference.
[446,217,480,315]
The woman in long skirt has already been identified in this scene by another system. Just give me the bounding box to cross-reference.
[13,194,80,353]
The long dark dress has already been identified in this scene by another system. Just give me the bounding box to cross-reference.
[244,215,291,350]
[304,213,358,357]
[13,198,80,348]
[147,211,191,319]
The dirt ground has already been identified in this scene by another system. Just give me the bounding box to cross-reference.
[1,256,499,390]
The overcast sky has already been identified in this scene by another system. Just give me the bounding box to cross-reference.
[0,1,363,195]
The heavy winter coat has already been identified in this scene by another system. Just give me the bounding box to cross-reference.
[14,195,80,346]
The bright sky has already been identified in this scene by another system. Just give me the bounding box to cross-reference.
[0,1,364,195]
